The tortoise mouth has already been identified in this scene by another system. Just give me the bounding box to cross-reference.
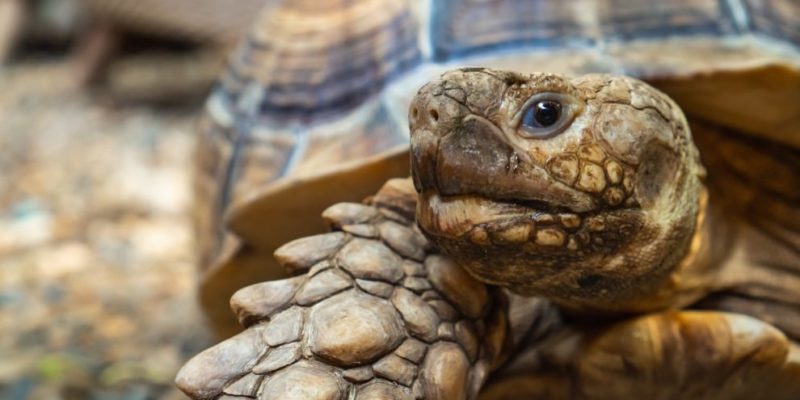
[417,190,644,254]
[417,190,591,247]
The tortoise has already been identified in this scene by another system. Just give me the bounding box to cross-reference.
[177,1,800,398]
[192,0,800,340]
[177,0,800,399]
[175,66,800,398]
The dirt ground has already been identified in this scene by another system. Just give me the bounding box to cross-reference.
[0,59,213,399]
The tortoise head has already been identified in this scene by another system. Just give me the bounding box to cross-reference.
[410,68,706,313]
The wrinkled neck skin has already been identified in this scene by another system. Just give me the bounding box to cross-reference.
[409,68,719,315]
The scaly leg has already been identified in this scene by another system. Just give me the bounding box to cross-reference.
[482,311,800,400]
[176,179,513,400]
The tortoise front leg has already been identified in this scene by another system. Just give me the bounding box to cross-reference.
[482,311,800,400]
[176,180,512,400]
[572,311,800,400]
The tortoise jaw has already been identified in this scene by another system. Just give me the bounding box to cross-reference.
[417,190,589,247]
[417,191,526,239]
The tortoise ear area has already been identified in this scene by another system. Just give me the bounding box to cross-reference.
[634,140,680,209]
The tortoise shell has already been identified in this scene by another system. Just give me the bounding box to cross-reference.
[195,0,800,336]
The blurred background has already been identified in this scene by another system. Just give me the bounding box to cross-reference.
[0,0,256,398]
[1,0,798,399]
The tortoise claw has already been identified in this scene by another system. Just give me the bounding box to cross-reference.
[175,327,267,400]
[229,275,305,327]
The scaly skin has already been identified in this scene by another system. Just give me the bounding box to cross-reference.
[176,70,800,399]
[411,69,714,314]
[480,310,800,400]
[176,178,800,400]
[177,179,512,400]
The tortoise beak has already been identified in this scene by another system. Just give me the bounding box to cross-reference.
[408,77,513,196]
[410,128,438,193]
[408,80,444,193]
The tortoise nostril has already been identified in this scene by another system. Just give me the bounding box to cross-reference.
[429,109,439,122]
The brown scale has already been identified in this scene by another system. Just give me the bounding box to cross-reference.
[546,144,635,209]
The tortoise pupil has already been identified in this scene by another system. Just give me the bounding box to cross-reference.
[520,97,570,137]
[534,101,561,127]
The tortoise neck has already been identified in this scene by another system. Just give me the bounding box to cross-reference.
[646,188,723,309]
[550,189,722,316]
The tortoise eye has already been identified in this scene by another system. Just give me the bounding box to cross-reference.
[516,93,580,138]
[523,100,562,128]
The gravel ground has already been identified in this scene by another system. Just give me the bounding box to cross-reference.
[0,59,213,400]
